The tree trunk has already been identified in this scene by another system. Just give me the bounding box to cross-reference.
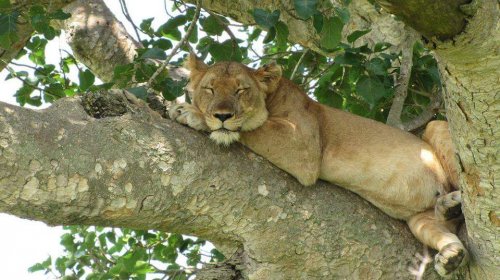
[432,2,500,278]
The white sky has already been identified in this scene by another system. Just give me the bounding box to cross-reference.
[0,1,172,278]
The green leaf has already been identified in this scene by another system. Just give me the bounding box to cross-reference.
[28,256,51,273]
[0,11,19,49]
[135,62,157,83]
[45,83,66,102]
[188,22,198,43]
[334,51,365,66]
[186,247,201,266]
[208,40,243,62]
[316,87,343,108]
[366,57,387,76]
[78,69,95,91]
[312,13,323,33]
[42,26,57,40]
[60,233,77,253]
[162,78,186,101]
[49,9,71,20]
[140,17,154,36]
[347,29,371,43]
[356,75,387,108]
[201,15,225,36]
[275,21,289,52]
[374,42,392,52]
[55,256,68,275]
[140,47,167,60]
[262,27,276,43]
[15,84,36,106]
[320,16,343,50]
[294,0,318,19]
[249,28,262,41]
[210,249,225,262]
[158,15,187,41]
[113,63,135,87]
[0,0,11,10]
[26,36,46,51]
[162,245,178,263]
[252,9,280,30]
[334,6,350,24]
[127,86,149,100]
[153,38,173,50]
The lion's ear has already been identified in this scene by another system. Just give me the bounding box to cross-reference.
[185,53,208,76]
[255,62,282,92]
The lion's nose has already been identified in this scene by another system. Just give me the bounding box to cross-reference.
[214,113,233,122]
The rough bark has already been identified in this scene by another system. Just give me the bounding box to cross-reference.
[52,0,141,82]
[374,0,470,40]
[0,0,76,72]
[432,2,500,278]
[0,94,438,279]
[185,0,411,54]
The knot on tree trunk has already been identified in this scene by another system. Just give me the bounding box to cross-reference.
[197,249,245,280]
[81,89,130,118]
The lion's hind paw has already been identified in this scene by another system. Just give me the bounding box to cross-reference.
[434,242,468,277]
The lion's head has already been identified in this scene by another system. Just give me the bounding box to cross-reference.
[186,54,282,145]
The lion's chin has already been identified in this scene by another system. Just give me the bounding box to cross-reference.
[209,130,240,146]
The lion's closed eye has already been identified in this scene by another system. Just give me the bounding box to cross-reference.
[236,88,249,95]
[202,87,214,95]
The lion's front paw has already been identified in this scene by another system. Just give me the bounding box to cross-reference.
[434,242,468,277]
[168,103,208,131]
[168,104,188,124]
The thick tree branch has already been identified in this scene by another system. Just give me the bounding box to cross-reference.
[0,94,439,279]
[0,0,76,72]
[52,0,141,82]
[184,0,411,54]
[374,0,470,40]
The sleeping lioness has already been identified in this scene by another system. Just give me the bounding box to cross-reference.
[169,54,468,276]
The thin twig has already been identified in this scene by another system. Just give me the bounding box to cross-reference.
[118,0,142,42]
[163,0,174,18]
[290,48,308,80]
[147,0,201,89]
[9,61,39,71]
[386,30,417,129]
[408,87,432,97]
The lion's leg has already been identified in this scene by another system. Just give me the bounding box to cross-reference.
[240,117,322,186]
[422,121,459,189]
[435,191,462,221]
[407,210,468,276]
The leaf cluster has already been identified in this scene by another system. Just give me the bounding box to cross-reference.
[29,226,224,280]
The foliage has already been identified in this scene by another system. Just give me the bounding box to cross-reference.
[28,226,224,280]
[1,0,443,278]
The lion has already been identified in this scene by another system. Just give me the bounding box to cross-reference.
[168,54,468,276]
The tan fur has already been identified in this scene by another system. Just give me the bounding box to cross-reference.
[422,120,460,188]
[169,55,467,276]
